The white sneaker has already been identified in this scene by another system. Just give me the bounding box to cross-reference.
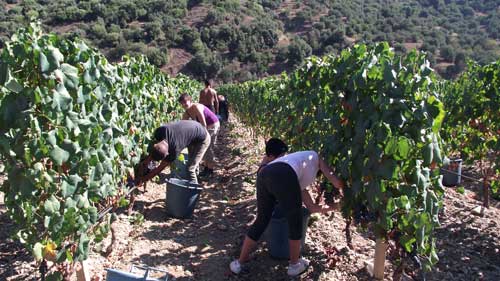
[230,260,242,274]
[287,257,310,277]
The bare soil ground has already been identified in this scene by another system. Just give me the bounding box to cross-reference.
[1,114,499,281]
[162,48,193,76]
[183,4,209,29]
[402,42,423,52]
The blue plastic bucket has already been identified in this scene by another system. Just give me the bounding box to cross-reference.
[165,178,202,219]
[441,158,462,187]
[266,205,310,259]
[106,265,170,281]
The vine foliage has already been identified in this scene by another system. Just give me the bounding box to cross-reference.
[0,22,200,277]
[221,43,446,270]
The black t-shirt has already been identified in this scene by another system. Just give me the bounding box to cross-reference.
[153,120,207,162]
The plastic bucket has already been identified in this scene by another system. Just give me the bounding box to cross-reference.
[165,178,202,219]
[106,266,170,281]
[441,158,462,187]
[266,205,310,259]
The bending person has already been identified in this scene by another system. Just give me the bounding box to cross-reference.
[179,93,220,177]
[217,94,229,122]
[230,142,345,277]
[135,120,210,185]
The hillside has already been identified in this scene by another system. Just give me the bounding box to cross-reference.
[1,0,499,81]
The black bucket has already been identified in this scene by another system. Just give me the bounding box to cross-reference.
[441,158,462,187]
[265,205,310,259]
[165,178,202,219]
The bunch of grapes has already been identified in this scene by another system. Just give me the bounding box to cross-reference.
[323,245,340,268]
[352,204,377,225]
[320,181,341,204]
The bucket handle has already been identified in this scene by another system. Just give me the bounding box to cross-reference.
[130,264,171,281]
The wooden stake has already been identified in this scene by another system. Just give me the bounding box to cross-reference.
[483,178,489,208]
[374,238,388,280]
[75,260,91,281]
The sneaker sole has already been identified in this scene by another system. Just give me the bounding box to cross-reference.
[288,264,309,278]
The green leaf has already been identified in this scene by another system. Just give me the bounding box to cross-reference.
[39,52,50,73]
[5,78,24,93]
[46,271,63,281]
[395,195,411,210]
[77,233,90,260]
[52,84,72,111]
[386,198,396,213]
[33,242,43,261]
[384,137,398,156]
[44,195,60,214]
[50,145,69,166]
[61,180,77,198]
[66,249,74,262]
[400,234,416,252]
[64,198,77,209]
[397,137,411,159]
[422,143,433,166]
[376,158,398,180]
[47,46,64,69]
[61,63,79,90]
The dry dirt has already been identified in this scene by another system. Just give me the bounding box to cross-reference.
[1,115,499,281]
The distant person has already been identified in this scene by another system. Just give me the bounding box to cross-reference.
[199,79,219,114]
[230,142,345,277]
[134,120,210,185]
[179,93,219,177]
[218,94,229,122]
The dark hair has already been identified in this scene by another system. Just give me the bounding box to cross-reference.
[265,138,288,157]
[151,141,169,161]
[178,93,191,103]
[204,79,211,87]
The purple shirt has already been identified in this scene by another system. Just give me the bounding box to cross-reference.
[203,105,219,126]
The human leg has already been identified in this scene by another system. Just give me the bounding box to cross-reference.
[201,123,219,172]
[230,169,275,274]
[266,163,307,275]
[186,134,211,184]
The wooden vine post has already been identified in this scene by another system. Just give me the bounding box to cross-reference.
[373,238,388,280]
[483,177,490,208]
[75,261,90,281]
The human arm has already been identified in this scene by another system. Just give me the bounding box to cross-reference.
[318,156,345,196]
[301,189,338,213]
[213,90,219,114]
[135,159,170,185]
[195,104,207,127]
[182,111,189,120]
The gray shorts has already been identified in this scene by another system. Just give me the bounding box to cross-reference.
[203,122,220,164]
[186,132,211,184]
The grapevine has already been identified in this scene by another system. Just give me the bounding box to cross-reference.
[221,43,446,271]
[0,22,200,279]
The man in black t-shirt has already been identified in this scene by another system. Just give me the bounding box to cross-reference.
[135,120,210,184]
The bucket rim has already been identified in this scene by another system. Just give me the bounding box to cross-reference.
[166,178,203,190]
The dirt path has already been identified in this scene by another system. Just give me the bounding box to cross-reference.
[1,114,499,281]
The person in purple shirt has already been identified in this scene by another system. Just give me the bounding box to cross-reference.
[179,93,220,177]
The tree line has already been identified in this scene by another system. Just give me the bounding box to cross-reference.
[1,0,498,81]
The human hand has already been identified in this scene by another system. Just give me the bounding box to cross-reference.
[334,178,345,197]
[134,177,143,186]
